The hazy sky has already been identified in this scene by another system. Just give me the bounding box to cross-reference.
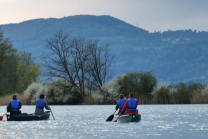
[1,0,208,32]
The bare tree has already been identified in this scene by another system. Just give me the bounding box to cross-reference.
[42,31,114,97]
[69,36,88,96]
[42,31,76,85]
[85,40,114,89]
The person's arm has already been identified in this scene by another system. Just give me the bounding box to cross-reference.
[136,100,139,105]
[7,102,11,112]
[44,102,51,110]
[115,105,118,110]
[119,102,127,115]
[19,101,22,109]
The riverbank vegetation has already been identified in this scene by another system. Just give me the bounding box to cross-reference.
[1,77,208,105]
[1,29,208,105]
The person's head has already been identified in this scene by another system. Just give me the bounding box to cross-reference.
[119,94,124,98]
[13,94,17,99]
[129,93,134,97]
[40,94,45,99]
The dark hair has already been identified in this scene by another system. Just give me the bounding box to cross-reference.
[129,93,134,97]
[13,95,17,99]
[40,94,45,99]
[119,94,124,98]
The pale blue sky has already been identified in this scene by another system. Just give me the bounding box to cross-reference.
[1,0,208,32]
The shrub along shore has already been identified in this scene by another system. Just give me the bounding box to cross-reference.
[1,86,208,105]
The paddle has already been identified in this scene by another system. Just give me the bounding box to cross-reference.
[106,110,117,121]
[46,99,55,120]
[113,114,120,122]
[50,110,55,120]
[0,112,8,121]
[46,96,55,120]
[48,105,55,120]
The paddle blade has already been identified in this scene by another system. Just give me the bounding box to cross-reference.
[113,119,118,122]
[0,116,3,120]
[113,115,120,122]
[106,115,114,121]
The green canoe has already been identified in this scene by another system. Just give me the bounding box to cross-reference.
[117,114,141,122]
[6,111,50,121]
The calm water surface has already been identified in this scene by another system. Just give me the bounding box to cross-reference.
[0,104,208,139]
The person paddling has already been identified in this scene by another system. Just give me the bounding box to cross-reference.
[35,94,51,114]
[115,94,126,114]
[119,93,139,115]
[7,94,22,115]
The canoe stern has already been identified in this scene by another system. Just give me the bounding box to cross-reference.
[118,114,141,122]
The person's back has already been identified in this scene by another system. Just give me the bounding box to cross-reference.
[116,94,126,114]
[35,94,51,114]
[7,95,22,115]
[126,97,138,114]
[119,93,139,115]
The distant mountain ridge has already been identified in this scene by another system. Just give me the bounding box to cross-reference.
[1,15,208,84]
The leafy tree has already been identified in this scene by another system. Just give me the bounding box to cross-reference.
[117,71,157,103]
[17,65,40,92]
[4,51,40,92]
[138,71,157,103]
[153,86,170,104]
[172,82,191,104]
[0,29,41,93]
[117,72,140,97]
[0,29,17,93]
[0,87,4,96]
[187,82,203,92]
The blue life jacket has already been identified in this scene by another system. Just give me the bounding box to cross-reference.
[127,98,137,111]
[10,100,20,112]
[36,98,45,110]
[117,98,126,110]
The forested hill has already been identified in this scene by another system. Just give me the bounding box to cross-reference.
[1,15,208,84]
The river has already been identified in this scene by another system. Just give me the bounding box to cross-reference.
[0,104,208,139]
